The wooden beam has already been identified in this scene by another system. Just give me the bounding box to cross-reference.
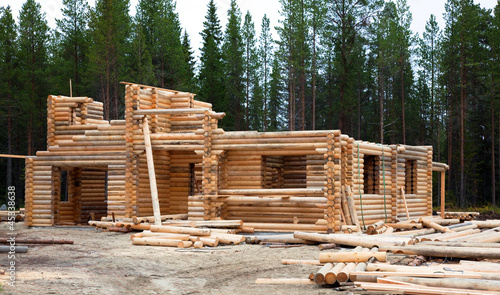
[143,117,161,226]
[0,154,27,159]
[134,108,209,115]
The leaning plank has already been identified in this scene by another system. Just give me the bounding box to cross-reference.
[143,117,161,226]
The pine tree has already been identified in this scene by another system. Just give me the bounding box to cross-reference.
[0,6,18,189]
[129,20,155,85]
[258,14,273,131]
[198,0,224,113]
[268,56,285,131]
[88,0,131,120]
[180,29,196,92]
[325,0,380,135]
[54,0,90,96]
[242,11,258,130]
[222,0,244,130]
[18,0,50,155]
[135,0,184,89]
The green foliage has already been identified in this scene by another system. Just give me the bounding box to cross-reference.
[222,0,245,131]
[180,29,196,92]
[135,0,184,89]
[52,0,90,97]
[88,0,131,120]
[198,0,225,114]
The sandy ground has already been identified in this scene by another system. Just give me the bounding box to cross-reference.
[0,223,349,295]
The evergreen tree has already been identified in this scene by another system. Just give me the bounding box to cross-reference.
[258,14,273,131]
[129,20,155,85]
[324,0,380,135]
[180,29,196,92]
[222,0,244,130]
[18,0,50,155]
[242,11,259,130]
[268,55,286,131]
[88,0,131,120]
[135,0,184,88]
[0,6,18,190]
[53,0,90,96]
[198,0,225,113]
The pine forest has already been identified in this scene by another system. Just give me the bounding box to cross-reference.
[1,0,500,209]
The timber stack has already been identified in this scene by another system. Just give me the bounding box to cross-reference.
[255,216,500,294]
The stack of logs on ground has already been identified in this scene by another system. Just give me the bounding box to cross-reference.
[89,215,500,293]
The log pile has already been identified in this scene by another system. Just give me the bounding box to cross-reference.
[0,208,25,221]
[444,211,480,221]
[255,216,500,294]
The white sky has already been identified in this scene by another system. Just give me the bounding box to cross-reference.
[3,0,498,61]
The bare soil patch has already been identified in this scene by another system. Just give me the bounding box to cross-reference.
[0,224,347,294]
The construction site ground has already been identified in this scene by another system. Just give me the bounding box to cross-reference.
[0,223,347,295]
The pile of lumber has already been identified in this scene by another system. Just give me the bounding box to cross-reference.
[0,208,25,222]
[255,217,500,294]
[89,218,247,248]
[444,211,480,221]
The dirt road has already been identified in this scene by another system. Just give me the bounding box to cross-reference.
[0,224,346,294]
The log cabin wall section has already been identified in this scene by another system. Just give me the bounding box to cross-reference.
[25,82,445,233]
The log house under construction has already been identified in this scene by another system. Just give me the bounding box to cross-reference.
[24,82,448,232]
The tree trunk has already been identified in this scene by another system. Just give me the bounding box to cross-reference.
[7,107,12,188]
[492,72,496,207]
[312,22,316,131]
[401,61,406,145]
[460,31,466,208]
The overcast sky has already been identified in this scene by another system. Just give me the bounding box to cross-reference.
[3,0,499,61]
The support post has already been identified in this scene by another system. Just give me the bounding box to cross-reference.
[143,116,161,226]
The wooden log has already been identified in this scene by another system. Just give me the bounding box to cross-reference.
[385,276,500,292]
[141,231,190,240]
[356,281,500,295]
[132,237,181,247]
[367,220,385,234]
[337,263,357,283]
[420,218,453,233]
[325,262,346,284]
[380,245,500,259]
[419,241,500,248]
[281,259,322,265]
[346,186,360,230]
[314,263,333,284]
[177,240,193,248]
[199,237,219,247]
[209,233,245,244]
[149,225,211,236]
[293,232,408,248]
[318,243,337,250]
[319,251,387,263]
[193,241,203,249]
[471,220,500,228]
